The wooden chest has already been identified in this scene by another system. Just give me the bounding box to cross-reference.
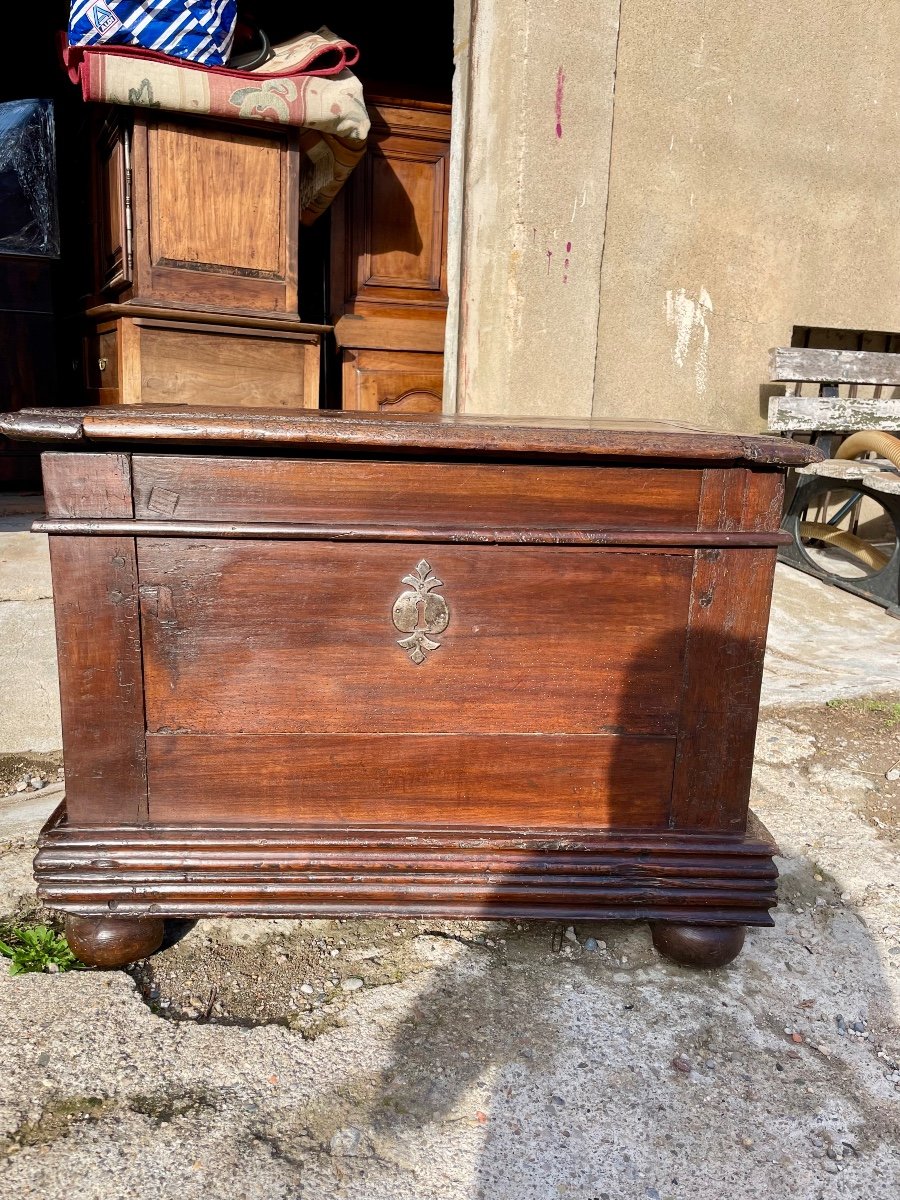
[0,407,818,969]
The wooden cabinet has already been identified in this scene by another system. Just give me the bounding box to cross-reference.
[82,309,320,408]
[90,109,300,318]
[331,98,450,412]
[0,405,821,970]
[83,108,316,408]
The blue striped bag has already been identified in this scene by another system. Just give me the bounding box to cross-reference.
[68,1,238,67]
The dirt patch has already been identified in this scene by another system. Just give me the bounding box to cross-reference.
[0,751,63,796]
[129,916,514,1031]
[1,1095,114,1153]
[127,915,652,1032]
[765,696,900,847]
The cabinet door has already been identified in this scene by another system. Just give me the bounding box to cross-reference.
[92,112,131,295]
[342,348,443,413]
[132,116,299,315]
[333,102,450,317]
[83,320,124,405]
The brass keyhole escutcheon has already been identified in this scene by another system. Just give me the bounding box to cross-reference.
[391,559,450,664]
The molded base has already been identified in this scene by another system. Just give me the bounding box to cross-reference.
[39,804,776,970]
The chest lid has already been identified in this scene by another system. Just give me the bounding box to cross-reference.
[1,405,820,467]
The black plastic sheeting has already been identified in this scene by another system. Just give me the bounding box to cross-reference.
[0,98,59,259]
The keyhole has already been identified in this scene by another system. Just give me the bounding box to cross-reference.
[415,598,426,630]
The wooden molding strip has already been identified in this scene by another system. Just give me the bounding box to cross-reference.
[334,314,445,352]
[35,807,777,922]
[85,302,331,335]
[33,517,793,547]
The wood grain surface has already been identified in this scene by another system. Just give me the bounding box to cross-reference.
[0,407,823,466]
[669,548,777,831]
[770,346,900,384]
[42,451,133,518]
[137,540,692,737]
[49,536,147,825]
[145,733,676,828]
[131,455,704,529]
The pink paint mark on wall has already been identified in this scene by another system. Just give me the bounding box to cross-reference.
[555,67,565,138]
[563,241,572,283]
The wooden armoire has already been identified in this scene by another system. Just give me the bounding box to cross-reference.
[81,107,323,411]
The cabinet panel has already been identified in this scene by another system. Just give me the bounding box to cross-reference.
[333,100,450,322]
[121,113,300,315]
[364,148,447,292]
[138,324,317,408]
[131,455,705,530]
[148,121,284,275]
[147,733,675,830]
[342,348,443,412]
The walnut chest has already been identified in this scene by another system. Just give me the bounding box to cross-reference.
[1,407,818,969]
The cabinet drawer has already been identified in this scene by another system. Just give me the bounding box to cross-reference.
[132,454,705,530]
[139,539,691,829]
[84,322,121,396]
[85,318,320,408]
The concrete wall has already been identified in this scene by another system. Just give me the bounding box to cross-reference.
[449,0,621,418]
[453,0,900,431]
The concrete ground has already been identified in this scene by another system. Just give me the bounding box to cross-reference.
[0,518,898,1199]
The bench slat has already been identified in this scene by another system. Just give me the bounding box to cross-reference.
[770,347,900,386]
[795,460,900,494]
[768,392,900,432]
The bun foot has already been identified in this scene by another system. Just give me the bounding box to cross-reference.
[650,922,745,968]
[64,915,165,969]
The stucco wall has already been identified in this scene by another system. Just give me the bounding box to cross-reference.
[454,1,900,431]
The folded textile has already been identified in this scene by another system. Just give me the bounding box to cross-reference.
[62,27,370,142]
[298,129,366,226]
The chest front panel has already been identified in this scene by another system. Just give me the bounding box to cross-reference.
[138,539,693,829]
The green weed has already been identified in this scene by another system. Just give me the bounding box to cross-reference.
[825,697,900,724]
[0,925,85,976]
